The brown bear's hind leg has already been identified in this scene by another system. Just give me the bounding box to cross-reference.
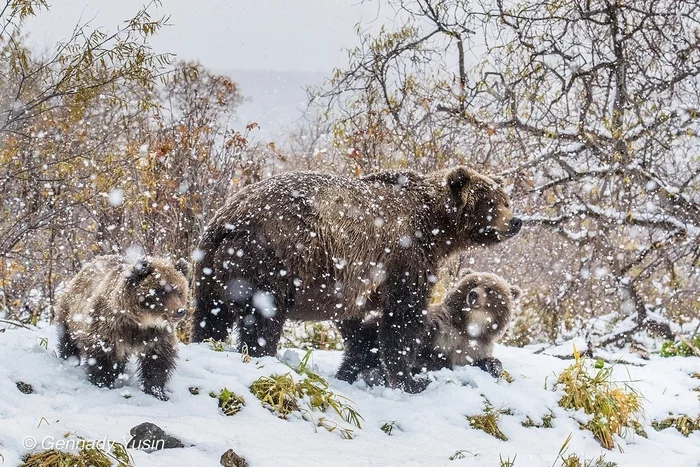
[57,323,80,361]
[237,288,288,357]
[336,318,382,383]
[191,256,236,343]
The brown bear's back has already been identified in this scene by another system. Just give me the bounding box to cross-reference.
[207,171,440,320]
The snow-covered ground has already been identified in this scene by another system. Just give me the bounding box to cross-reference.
[1,324,699,467]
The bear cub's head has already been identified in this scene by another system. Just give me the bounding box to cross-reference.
[443,269,521,340]
[125,257,190,329]
[446,167,522,246]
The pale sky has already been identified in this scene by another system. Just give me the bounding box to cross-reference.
[27,0,383,74]
[24,1,391,142]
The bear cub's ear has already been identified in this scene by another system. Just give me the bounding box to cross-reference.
[457,267,476,279]
[127,257,153,284]
[174,258,190,277]
[489,174,504,186]
[510,285,523,301]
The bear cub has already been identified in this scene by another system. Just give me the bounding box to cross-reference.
[338,270,521,385]
[57,255,189,400]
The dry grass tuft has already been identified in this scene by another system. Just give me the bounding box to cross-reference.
[22,440,131,467]
[211,387,245,416]
[467,401,508,441]
[555,433,618,467]
[280,321,344,350]
[203,337,229,352]
[652,415,700,436]
[522,412,555,428]
[552,348,643,450]
[249,350,362,438]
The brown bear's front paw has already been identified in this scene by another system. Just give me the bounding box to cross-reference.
[473,357,503,378]
[394,375,430,394]
[357,367,387,387]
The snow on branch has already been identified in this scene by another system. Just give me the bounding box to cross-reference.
[523,203,699,239]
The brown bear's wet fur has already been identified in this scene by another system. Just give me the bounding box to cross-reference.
[57,255,189,400]
[340,271,522,385]
[192,167,521,393]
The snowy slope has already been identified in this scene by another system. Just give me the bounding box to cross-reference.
[1,324,699,467]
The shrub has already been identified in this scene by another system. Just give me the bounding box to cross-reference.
[659,336,700,357]
[280,321,344,350]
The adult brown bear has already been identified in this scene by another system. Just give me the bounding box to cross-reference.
[191,167,521,393]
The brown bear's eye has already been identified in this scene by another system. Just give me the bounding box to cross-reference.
[468,290,479,306]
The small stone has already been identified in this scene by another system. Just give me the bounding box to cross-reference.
[220,449,248,467]
[127,422,184,451]
[16,381,33,394]
[189,387,200,395]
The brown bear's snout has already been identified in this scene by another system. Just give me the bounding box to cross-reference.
[508,217,522,236]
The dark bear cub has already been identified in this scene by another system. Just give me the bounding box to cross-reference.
[192,166,521,393]
[57,255,189,400]
[338,270,521,385]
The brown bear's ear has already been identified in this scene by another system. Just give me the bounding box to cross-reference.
[174,258,190,277]
[490,175,504,186]
[510,285,523,301]
[446,167,471,204]
[127,257,153,284]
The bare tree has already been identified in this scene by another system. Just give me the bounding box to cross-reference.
[318,0,700,344]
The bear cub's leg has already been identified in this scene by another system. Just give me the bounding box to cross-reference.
[85,348,127,389]
[138,340,178,401]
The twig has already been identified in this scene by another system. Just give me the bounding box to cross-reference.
[536,352,645,367]
[0,318,31,329]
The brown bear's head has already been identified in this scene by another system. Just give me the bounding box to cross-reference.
[444,271,521,339]
[125,257,190,329]
[445,167,522,247]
